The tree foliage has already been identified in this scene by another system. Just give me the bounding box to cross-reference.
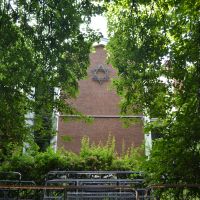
[106,0,200,195]
[0,0,101,158]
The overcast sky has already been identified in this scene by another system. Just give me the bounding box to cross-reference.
[90,15,108,38]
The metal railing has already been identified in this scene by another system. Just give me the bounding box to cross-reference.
[0,171,37,200]
[0,185,150,200]
[43,171,146,199]
[0,171,199,199]
[45,171,144,180]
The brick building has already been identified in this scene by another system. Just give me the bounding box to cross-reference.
[57,43,144,153]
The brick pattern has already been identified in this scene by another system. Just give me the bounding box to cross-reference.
[57,45,144,153]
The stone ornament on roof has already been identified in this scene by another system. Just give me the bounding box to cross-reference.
[91,64,110,85]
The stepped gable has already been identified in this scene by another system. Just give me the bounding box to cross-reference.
[57,44,143,153]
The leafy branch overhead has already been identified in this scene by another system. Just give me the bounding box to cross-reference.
[0,0,102,155]
[106,0,200,194]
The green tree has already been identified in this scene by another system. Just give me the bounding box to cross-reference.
[106,0,200,197]
[0,0,101,158]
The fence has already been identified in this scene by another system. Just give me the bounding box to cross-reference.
[43,171,147,199]
[0,171,199,199]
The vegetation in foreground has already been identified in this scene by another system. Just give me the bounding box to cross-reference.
[106,0,200,190]
[0,136,144,184]
[1,0,199,199]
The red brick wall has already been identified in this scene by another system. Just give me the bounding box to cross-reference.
[57,45,144,153]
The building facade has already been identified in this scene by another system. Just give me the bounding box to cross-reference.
[57,44,144,153]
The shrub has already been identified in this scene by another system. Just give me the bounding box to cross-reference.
[0,136,144,183]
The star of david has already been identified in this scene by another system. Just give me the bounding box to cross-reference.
[91,64,109,85]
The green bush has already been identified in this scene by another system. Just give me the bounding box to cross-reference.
[79,136,116,170]
[0,136,144,183]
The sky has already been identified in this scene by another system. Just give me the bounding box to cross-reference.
[90,15,108,38]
